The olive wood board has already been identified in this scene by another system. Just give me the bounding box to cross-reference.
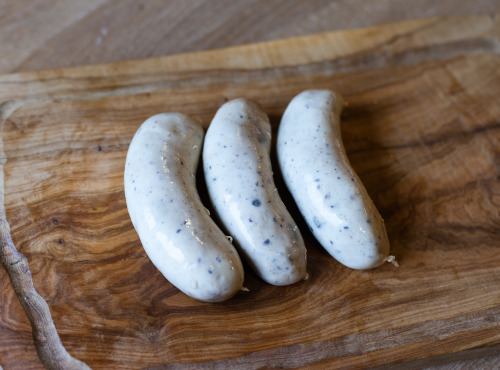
[0,15,499,369]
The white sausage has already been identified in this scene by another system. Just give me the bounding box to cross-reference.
[277,90,390,269]
[203,98,307,285]
[124,113,244,302]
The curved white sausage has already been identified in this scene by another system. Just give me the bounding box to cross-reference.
[124,113,244,302]
[203,98,307,285]
[277,90,390,269]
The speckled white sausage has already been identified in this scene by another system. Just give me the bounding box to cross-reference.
[124,113,244,302]
[203,98,307,285]
[277,90,390,269]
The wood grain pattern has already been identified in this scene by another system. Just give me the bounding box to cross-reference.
[0,15,500,369]
[1,0,500,74]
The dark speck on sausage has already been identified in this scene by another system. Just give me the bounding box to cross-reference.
[313,216,322,228]
[252,199,262,207]
[263,239,270,245]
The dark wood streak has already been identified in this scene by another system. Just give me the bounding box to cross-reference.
[348,120,500,154]
[160,305,500,369]
[373,343,500,370]
[0,142,130,161]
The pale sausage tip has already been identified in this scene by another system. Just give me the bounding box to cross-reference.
[384,255,399,267]
[192,116,204,125]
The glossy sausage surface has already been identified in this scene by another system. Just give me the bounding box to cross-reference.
[203,99,307,285]
[124,113,244,302]
[277,90,390,269]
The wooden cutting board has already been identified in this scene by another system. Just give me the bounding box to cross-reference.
[1,15,499,369]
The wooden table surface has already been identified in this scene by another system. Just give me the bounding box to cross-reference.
[1,0,499,75]
[1,1,500,369]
